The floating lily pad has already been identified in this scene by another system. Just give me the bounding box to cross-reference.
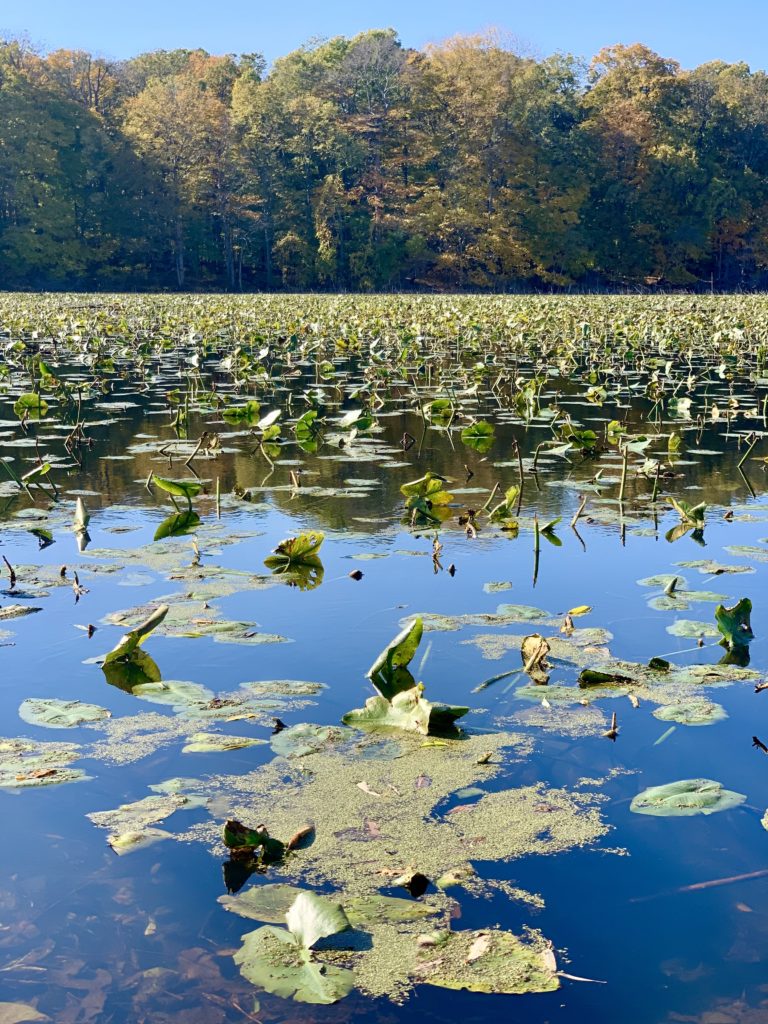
[666,620,720,638]
[271,723,346,758]
[652,700,728,727]
[630,779,746,816]
[182,732,268,754]
[0,605,42,621]
[108,828,174,855]
[18,698,110,729]
[234,924,354,1004]
[0,1002,49,1023]
[131,679,214,708]
[343,688,467,736]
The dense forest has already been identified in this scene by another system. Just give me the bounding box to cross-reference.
[2,30,768,291]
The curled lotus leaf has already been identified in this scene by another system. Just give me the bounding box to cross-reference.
[13,393,48,419]
[367,617,424,699]
[265,532,324,566]
[154,510,201,541]
[151,475,202,501]
[286,891,351,950]
[343,687,468,736]
[630,779,746,817]
[715,597,754,648]
[103,604,169,665]
[400,472,453,507]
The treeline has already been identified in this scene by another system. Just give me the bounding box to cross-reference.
[2,31,768,291]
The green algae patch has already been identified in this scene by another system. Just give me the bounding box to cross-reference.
[171,728,608,1001]
[630,779,745,817]
[414,928,558,994]
[505,704,609,737]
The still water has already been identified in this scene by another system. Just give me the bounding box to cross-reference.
[1,339,767,1024]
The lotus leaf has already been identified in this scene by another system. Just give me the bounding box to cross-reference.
[131,679,214,708]
[152,475,202,501]
[13,393,48,419]
[367,617,424,698]
[652,700,728,727]
[182,732,267,753]
[154,510,201,540]
[0,1002,48,1023]
[265,532,324,565]
[715,597,754,647]
[18,698,110,729]
[271,723,346,758]
[234,924,354,1004]
[630,779,745,816]
[103,604,169,665]
[343,687,468,736]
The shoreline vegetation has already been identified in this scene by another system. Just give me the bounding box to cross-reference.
[2,31,768,293]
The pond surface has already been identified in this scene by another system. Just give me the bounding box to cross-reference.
[1,295,768,1024]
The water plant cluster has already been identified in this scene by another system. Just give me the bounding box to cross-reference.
[1,293,768,1022]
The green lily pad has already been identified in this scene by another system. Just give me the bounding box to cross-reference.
[677,560,755,576]
[220,883,311,923]
[233,891,354,1004]
[715,598,754,647]
[13,393,48,419]
[234,924,354,1004]
[0,605,42,621]
[666,620,721,638]
[18,699,110,729]
[630,779,746,816]
[343,687,468,736]
[271,723,346,758]
[131,680,214,708]
[108,828,174,855]
[0,735,89,788]
[182,732,268,754]
[652,700,728,727]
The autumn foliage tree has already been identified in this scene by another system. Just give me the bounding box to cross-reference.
[3,30,768,290]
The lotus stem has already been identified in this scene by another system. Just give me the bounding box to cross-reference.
[570,493,587,529]
[738,433,759,469]
[619,444,629,502]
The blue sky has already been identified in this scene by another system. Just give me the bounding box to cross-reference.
[3,0,768,70]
